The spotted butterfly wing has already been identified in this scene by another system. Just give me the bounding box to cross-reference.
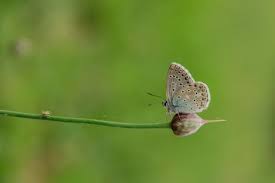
[166,63,194,102]
[166,63,210,114]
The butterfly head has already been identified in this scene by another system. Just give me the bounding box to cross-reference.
[162,100,168,108]
[162,100,174,113]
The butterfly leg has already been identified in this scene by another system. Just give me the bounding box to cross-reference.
[176,112,181,120]
[175,108,185,120]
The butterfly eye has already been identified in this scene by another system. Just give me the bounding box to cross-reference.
[162,101,168,107]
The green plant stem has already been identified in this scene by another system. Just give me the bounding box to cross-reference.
[0,110,170,129]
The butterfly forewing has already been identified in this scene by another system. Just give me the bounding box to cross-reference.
[166,63,194,102]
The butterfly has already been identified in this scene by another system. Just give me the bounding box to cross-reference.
[163,63,210,114]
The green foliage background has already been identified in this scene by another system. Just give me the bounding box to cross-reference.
[0,0,273,183]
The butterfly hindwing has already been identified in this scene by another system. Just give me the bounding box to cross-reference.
[172,82,210,113]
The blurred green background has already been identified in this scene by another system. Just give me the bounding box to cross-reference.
[0,0,274,183]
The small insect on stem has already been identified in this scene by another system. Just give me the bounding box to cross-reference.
[41,111,51,118]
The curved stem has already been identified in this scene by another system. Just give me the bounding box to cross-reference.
[0,110,170,129]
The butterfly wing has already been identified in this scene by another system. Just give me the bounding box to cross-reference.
[166,63,195,110]
[166,63,210,113]
[172,82,210,113]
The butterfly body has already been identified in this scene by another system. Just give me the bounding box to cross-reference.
[165,63,210,114]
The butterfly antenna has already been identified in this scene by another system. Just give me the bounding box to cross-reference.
[146,92,165,101]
